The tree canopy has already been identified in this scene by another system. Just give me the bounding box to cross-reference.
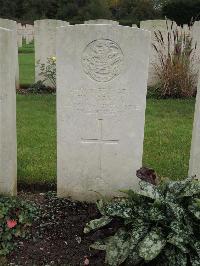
[163,0,200,25]
[0,0,199,25]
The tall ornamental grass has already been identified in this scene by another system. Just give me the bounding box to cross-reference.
[152,21,198,98]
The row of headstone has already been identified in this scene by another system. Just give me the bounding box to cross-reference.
[0,18,200,202]
[1,21,152,200]
[34,19,195,87]
[17,23,34,47]
[84,19,119,25]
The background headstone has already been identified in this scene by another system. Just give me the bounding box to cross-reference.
[34,19,69,85]
[0,27,17,195]
[25,24,34,44]
[84,19,119,25]
[24,24,34,44]
[0,18,19,89]
[17,23,23,47]
[189,75,200,179]
[57,25,151,201]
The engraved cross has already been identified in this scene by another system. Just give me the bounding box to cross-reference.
[81,119,119,178]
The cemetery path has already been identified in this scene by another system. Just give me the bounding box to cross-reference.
[7,192,106,266]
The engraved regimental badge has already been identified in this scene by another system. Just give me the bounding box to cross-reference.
[82,39,124,82]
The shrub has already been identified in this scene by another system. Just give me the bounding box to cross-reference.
[37,56,56,89]
[27,80,55,94]
[84,168,200,266]
[0,196,38,256]
[152,21,198,98]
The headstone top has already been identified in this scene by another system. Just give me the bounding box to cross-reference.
[84,19,119,25]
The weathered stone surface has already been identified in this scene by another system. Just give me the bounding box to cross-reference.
[192,21,200,71]
[0,18,19,89]
[17,23,34,46]
[17,23,23,47]
[0,27,17,195]
[57,25,151,201]
[34,19,69,85]
[189,76,200,179]
[24,24,34,44]
[84,19,119,25]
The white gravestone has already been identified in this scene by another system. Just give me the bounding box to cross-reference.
[84,19,119,25]
[0,27,17,195]
[25,24,34,44]
[189,75,200,178]
[0,18,19,89]
[34,19,69,85]
[57,25,151,201]
[192,21,200,72]
[17,23,23,47]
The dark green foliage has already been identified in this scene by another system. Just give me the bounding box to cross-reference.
[27,81,55,94]
[163,0,200,25]
[0,0,162,25]
[0,196,38,256]
[114,0,160,25]
[3,0,200,25]
[84,175,200,265]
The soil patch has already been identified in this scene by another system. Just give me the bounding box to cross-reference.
[7,192,106,266]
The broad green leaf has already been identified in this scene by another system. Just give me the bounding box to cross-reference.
[167,178,192,196]
[106,228,131,266]
[90,239,108,251]
[174,252,187,266]
[149,205,166,221]
[166,201,185,220]
[129,220,149,249]
[190,253,200,266]
[193,241,200,258]
[130,204,150,220]
[163,247,177,266]
[169,221,192,239]
[138,181,163,201]
[96,199,106,215]
[188,199,200,220]
[180,180,200,197]
[139,228,166,261]
[167,233,189,253]
[84,216,112,234]
[125,249,143,266]
[164,247,187,266]
[121,189,142,202]
[104,199,133,218]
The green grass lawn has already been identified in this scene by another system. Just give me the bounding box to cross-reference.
[17,95,56,185]
[19,43,35,86]
[17,95,195,185]
[17,43,196,185]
